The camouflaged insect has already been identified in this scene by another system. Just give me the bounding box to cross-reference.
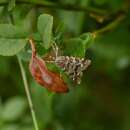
[49,43,91,84]
[55,56,91,84]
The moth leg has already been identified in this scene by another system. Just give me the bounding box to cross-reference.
[44,60,55,63]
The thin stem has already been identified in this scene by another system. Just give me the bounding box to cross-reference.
[93,14,125,36]
[0,0,108,15]
[17,57,39,130]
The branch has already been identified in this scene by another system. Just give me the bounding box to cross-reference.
[17,57,39,130]
[0,0,108,15]
[93,14,125,36]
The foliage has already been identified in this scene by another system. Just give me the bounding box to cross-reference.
[0,0,130,130]
[37,14,53,49]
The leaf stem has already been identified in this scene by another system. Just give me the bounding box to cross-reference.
[93,14,125,36]
[17,57,39,130]
[0,0,107,15]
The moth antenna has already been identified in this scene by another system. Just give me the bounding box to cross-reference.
[52,41,59,58]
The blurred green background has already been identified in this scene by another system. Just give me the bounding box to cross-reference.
[0,0,130,130]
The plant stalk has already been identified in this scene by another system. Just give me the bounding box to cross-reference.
[0,0,107,15]
[17,57,39,130]
[93,14,125,36]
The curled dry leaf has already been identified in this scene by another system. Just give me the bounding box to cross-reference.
[29,38,69,93]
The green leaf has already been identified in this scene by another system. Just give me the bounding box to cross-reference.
[63,32,94,57]
[0,38,27,56]
[8,0,16,11]
[2,97,27,121]
[79,32,94,49]
[0,24,29,38]
[37,14,53,49]
[63,38,85,57]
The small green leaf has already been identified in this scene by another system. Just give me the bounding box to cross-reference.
[63,32,94,57]
[37,14,53,49]
[8,0,16,11]
[63,38,85,57]
[0,38,27,56]
[2,97,27,121]
[79,32,94,49]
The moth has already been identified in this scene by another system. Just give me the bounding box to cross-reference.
[46,43,91,84]
[29,38,69,93]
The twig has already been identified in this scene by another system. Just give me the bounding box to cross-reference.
[17,57,39,130]
[93,14,125,36]
[0,0,108,15]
